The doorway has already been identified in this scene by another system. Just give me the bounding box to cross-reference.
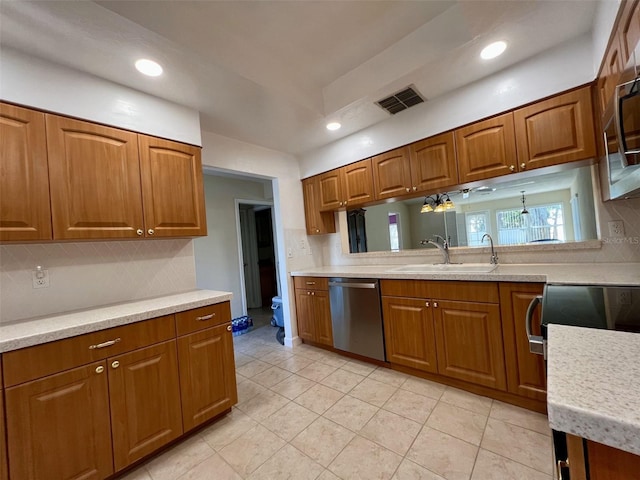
[236,201,279,330]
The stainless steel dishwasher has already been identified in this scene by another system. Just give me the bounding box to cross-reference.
[328,278,385,361]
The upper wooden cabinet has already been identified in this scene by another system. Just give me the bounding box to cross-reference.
[47,114,145,240]
[302,176,336,235]
[409,132,458,192]
[619,0,640,67]
[372,147,413,200]
[456,113,518,183]
[138,135,207,237]
[514,87,596,171]
[318,159,374,210]
[0,103,52,242]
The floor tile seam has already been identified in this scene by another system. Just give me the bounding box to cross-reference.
[487,413,553,438]
[424,418,485,447]
[397,383,445,402]
[238,436,290,478]
[437,396,493,417]
[358,424,416,458]
[173,449,240,480]
[342,392,390,412]
[474,447,555,478]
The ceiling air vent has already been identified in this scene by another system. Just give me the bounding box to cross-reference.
[376,86,425,115]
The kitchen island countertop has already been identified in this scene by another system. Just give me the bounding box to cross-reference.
[0,289,232,353]
[290,263,640,286]
[547,324,640,456]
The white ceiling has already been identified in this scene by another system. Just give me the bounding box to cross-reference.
[1,1,598,155]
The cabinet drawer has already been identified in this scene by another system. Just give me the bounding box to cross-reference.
[3,315,176,387]
[380,279,499,303]
[294,276,328,290]
[175,302,231,336]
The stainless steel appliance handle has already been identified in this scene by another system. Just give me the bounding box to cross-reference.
[526,295,545,356]
[328,282,377,289]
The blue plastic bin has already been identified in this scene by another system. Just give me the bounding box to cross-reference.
[271,296,284,327]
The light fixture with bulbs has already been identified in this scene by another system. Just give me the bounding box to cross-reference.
[480,41,507,60]
[520,190,529,215]
[326,122,341,131]
[421,193,455,213]
[135,58,163,77]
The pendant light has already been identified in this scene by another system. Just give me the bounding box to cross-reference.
[421,193,454,214]
[520,191,529,215]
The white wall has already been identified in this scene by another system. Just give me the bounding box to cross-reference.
[199,131,324,346]
[0,47,201,145]
[193,175,272,318]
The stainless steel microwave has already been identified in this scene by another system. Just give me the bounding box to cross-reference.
[601,39,640,200]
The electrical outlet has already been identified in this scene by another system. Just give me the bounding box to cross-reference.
[32,268,50,289]
[608,220,625,238]
[617,289,632,305]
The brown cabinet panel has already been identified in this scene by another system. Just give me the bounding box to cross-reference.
[515,87,596,170]
[382,297,438,373]
[409,132,458,192]
[302,176,336,235]
[318,170,344,211]
[312,290,333,347]
[598,34,625,113]
[0,387,6,480]
[295,289,316,342]
[138,135,207,237]
[109,340,183,471]
[380,279,499,304]
[294,276,329,290]
[177,323,237,432]
[0,103,52,242]
[618,0,640,76]
[586,439,640,480]
[294,281,333,346]
[176,302,231,336]
[499,283,546,401]
[343,158,375,206]
[433,300,506,390]
[46,114,144,239]
[6,361,113,480]
[455,113,517,183]
[372,146,412,200]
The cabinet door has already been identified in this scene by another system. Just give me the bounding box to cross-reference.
[302,177,336,235]
[318,169,344,211]
[138,135,207,237]
[109,340,183,471]
[409,132,458,193]
[499,283,546,401]
[5,362,113,480]
[0,389,8,480]
[312,290,333,347]
[342,158,375,207]
[382,297,438,373]
[46,114,144,239]
[177,323,238,432]
[0,104,52,242]
[514,87,596,171]
[456,113,517,183]
[433,300,507,390]
[597,34,624,113]
[372,147,412,200]
[295,289,317,342]
[619,0,640,66]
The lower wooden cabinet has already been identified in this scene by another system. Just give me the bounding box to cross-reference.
[0,386,6,480]
[499,283,546,401]
[566,433,640,480]
[177,323,238,432]
[109,340,183,471]
[294,277,333,347]
[5,361,114,480]
[382,297,438,373]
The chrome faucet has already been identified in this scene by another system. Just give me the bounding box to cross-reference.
[482,233,499,265]
[425,234,450,264]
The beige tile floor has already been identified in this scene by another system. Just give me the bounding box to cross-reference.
[120,325,554,480]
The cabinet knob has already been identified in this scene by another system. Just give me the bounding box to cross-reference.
[136,229,143,236]
[433,302,438,308]
[509,165,515,172]
[307,291,311,295]
[227,325,232,331]
[315,229,320,233]
[344,200,348,205]
[96,366,105,374]
[520,163,526,169]
[311,291,315,296]
[405,187,410,192]
[339,201,343,206]
[425,301,430,307]
[147,229,155,235]
[413,186,417,191]
[111,361,120,369]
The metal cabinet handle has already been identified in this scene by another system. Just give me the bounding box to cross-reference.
[557,459,569,480]
[526,295,545,356]
[433,302,438,308]
[315,229,320,233]
[311,291,315,296]
[425,301,430,307]
[227,325,232,331]
[509,165,515,172]
[339,201,343,206]
[196,313,215,321]
[405,187,410,192]
[147,229,155,235]
[306,281,316,285]
[96,366,105,374]
[89,338,121,350]
[344,200,348,205]
[413,186,417,191]
[136,229,143,236]
[111,361,120,369]
[520,163,526,169]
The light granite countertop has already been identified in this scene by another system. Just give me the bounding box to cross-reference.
[0,289,232,353]
[290,263,640,286]
[547,324,640,456]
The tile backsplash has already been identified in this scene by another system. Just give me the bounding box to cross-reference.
[0,239,196,323]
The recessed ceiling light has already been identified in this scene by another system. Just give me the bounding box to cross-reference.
[135,58,163,77]
[480,41,507,60]
[326,122,341,131]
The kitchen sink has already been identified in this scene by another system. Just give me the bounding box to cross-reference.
[390,263,498,273]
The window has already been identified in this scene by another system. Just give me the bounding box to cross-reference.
[497,203,565,244]
[465,211,489,246]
